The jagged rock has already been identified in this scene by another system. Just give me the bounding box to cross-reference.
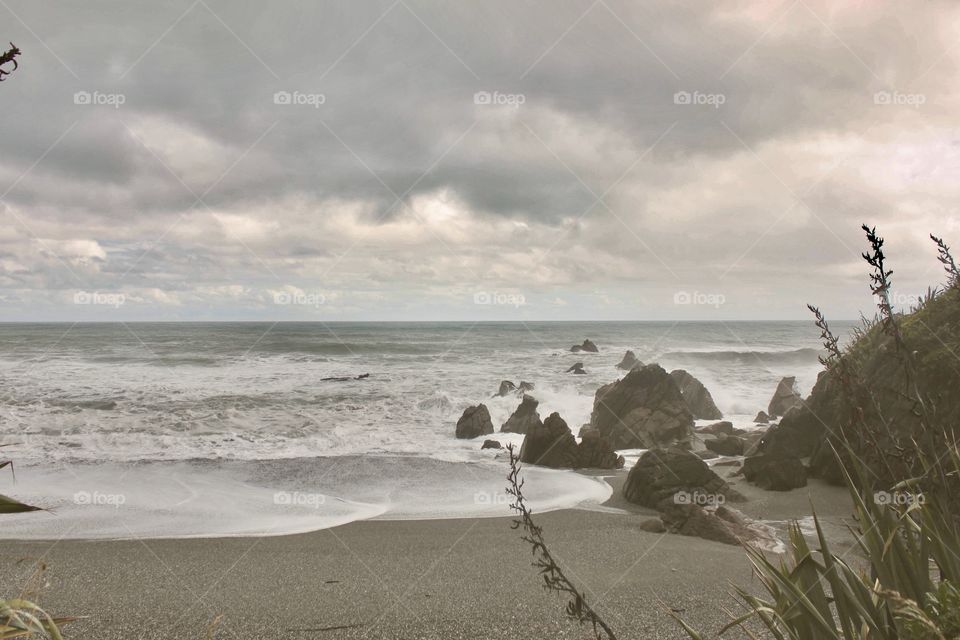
[639,518,666,533]
[616,350,642,370]
[767,376,802,417]
[494,380,518,397]
[455,404,494,439]
[566,362,586,374]
[669,370,723,420]
[481,439,502,450]
[590,364,694,449]
[622,448,733,509]
[519,412,580,468]
[661,503,771,547]
[704,435,745,457]
[501,394,542,434]
[518,381,534,393]
[753,411,770,424]
[697,421,734,436]
[741,452,807,490]
[570,339,599,353]
[576,427,625,469]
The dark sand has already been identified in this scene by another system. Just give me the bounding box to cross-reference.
[0,472,853,639]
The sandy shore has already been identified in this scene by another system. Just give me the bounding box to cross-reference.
[0,472,853,640]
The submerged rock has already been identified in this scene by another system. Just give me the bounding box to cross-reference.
[481,439,502,450]
[501,394,542,434]
[570,339,599,353]
[669,369,723,420]
[616,350,642,370]
[589,364,694,449]
[494,380,518,397]
[566,362,586,374]
[767,376,802,417]
[455,404,494,439]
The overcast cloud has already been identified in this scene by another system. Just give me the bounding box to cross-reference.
[1,0,958,321]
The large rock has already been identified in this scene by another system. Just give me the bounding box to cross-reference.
[455,404,494,439]
[501,394,542,434]
[697,421,734,436]
[660,503,772,547]
[589,364,694,449]
[570,339,599,353]
[741,452,807,490]
[519,412,579,468]
[622,448,732,509]
[576,427,625,469]
[753,411,771,424]
[767,376,802,417]
[616,350,642,370]
[669,370,723,420]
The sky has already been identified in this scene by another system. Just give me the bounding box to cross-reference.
[0,0,958,321]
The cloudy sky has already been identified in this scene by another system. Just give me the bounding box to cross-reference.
[1,0,958,321]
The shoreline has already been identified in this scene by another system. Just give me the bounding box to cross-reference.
[0,471,854,639]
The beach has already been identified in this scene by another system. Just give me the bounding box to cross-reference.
[0,473,853,639]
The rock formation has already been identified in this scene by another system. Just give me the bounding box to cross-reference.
[519,412,580,468]
[767,376,802,417]
[455,404,494,439]
[669,369,723,420]
[589,364,694,449]
[621,447,734,509]
[741,452,807,490]
[616,350,642,370]
[501,394,542,434]
[570,339,599,353]
[566,362,586,374]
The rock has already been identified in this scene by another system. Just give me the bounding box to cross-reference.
[660,503,770,547]
[518,381,534,393]
[589,364,694,449]
[519,412,580,468]
[696,450,719,460]
[494,380,518,397]
[566,362,586,374]
[455,404,494,439]
[638,518,666,533]
[753,411,770,424]
[616,350,642,370]
[576,427,625,469]
[669,370,723,420]
[767,376,802,417]
[741,453,807,490]
[570,339,599,353]
[697,421,734,436]
[704,435,745,457]
[481,439,502,450]
[621,448,732,509]
[501,394,542,434]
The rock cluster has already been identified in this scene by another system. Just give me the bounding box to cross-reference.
[519,413,624,470]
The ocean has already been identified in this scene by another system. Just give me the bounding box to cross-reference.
[0,320,852,539]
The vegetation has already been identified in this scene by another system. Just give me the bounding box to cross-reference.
[508,225,960,639]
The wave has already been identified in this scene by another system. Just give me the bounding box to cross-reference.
[661,347,822,366]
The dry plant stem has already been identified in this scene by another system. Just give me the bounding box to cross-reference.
[505,444,617,640]
[930,234,960,288]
